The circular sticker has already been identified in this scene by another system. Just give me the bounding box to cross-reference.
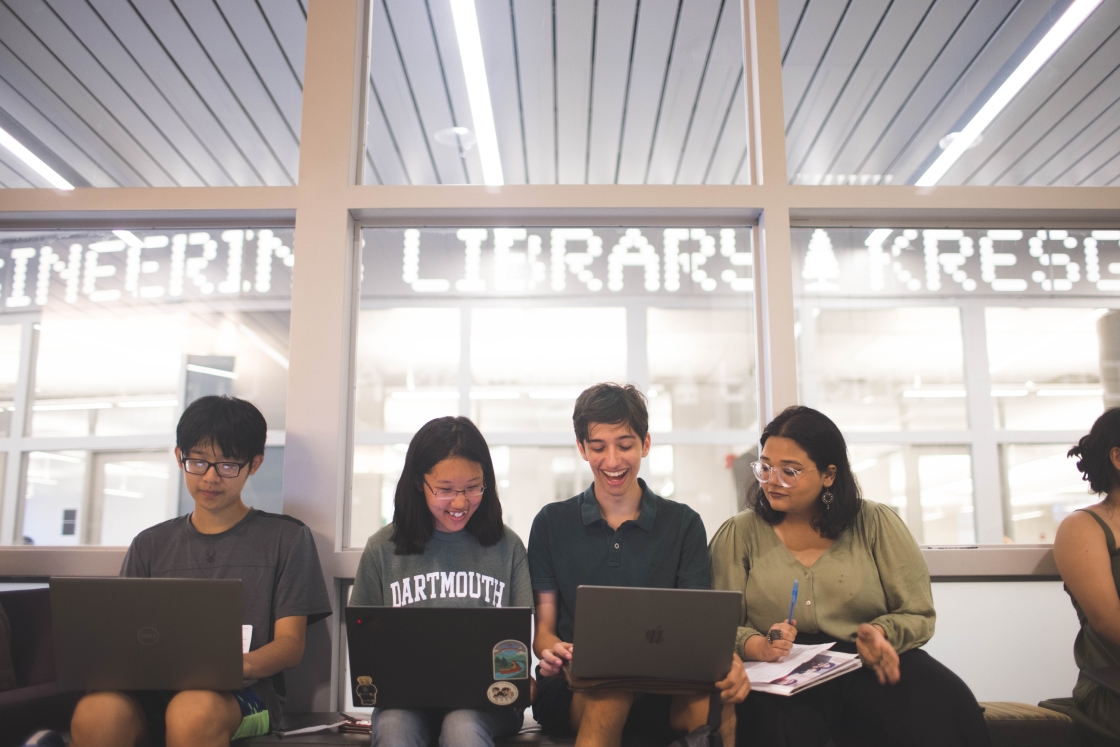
[487,681,519,706]
[137,627,159,646]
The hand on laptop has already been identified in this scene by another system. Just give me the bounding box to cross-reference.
[537,641,573,677]
[717,653,751,703]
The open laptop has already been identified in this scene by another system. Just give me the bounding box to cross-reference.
[50,577,243,691]
[571,586,742,683]
[346,607,532,710]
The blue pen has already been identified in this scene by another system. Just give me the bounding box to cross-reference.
[787,579,799,624]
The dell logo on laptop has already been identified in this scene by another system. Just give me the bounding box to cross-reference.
[137,627,160,646]
[645,626,664,644]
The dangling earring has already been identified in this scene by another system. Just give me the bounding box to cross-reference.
[821,490,834,510]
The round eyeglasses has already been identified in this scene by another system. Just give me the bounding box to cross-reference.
[181,457,249,478]
[424,482,486,501]
[750,461,818,488]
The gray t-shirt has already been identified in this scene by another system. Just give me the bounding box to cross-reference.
[350,524,533,609]
[121,509,332,721]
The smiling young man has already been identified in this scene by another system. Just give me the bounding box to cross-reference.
[528,383,749,747]
[70,396,331,747]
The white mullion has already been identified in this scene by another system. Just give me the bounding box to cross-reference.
[1,317,38,545]
[627,300,650,392]
[960,302,1003,543]
[459,303,472,417]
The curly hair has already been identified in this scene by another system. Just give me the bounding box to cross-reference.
[1068,408,1120,496]
[745,406,862,540]
[390,417,504,555]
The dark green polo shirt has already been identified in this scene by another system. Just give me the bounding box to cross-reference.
[527,478,710,643]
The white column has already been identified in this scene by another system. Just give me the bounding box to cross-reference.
[281,0,368,711]
[743,0,798,423]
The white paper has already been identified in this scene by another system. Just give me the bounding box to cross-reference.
[741,642,835,683]
[242,625,253,654]
[750,650,862,696]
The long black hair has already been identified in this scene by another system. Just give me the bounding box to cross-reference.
[390,416,505,555]
[1068,407,1120,496]
[745,406,862,540]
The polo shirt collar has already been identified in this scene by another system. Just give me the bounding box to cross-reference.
[579,478,658,531]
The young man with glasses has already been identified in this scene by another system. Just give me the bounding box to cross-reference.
[70,395,331,747]
[528,383,749,747]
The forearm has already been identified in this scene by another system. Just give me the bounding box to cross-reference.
[868,613,933,654]
[533,630,564,659]
[734,625,764,659]
[244,636,304,679]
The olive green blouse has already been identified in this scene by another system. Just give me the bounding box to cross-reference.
[709,500,935,657]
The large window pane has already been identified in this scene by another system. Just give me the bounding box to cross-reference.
[648,309,756,431]
[849,444,975,545]
[354,226,756,549]
[0,228,292,546]
[799,308,966,432]
[354,309,460,434]
[0,3,306,188]
[782,2,1120,186]
[1002,444,1094,544]
[987,308,1108,431]
[470,308,626,432]
[0,324,21,436]
[363,2,747,186]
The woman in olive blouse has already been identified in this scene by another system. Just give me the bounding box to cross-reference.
[710,406,989,747]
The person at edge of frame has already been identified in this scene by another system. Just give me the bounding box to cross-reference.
[1054,407,1120,743]
[70,395,332,747]
[350,416,533,747]
[529,382,750,747]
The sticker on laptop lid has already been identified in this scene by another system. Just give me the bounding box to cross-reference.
[242,625,253,654]
[492,640,529,680]
[487,682,519,706]
[354,676,377,706]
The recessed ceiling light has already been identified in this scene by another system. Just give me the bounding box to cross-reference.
[433,126,478,152]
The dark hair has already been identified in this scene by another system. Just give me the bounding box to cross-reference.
[746,406,862,540]
[176,395,267,462]
[1068,408,1120,496]
[573,383,649,443]
[390,417,505,555]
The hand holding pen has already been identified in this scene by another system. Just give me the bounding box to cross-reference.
[744,580,799,662]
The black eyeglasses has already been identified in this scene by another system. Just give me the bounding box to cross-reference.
[181,457,249,478]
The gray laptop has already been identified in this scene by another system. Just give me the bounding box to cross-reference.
[571,585,742,683]
[50,577,243,691]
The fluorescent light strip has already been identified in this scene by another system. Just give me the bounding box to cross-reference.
[469,391,521,400]
[449,0,504,186]
[32,402,112,411]
[185,364,238,380]
[116,400,179,408]
[0,126,74,190]
[916,0,1104,186]
[901,389,967,398]
[389,391,461,400]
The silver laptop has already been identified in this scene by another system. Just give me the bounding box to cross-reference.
[50,577,243,691]
[571,585,742,683]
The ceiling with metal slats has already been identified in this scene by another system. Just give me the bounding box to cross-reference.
[0,0,1116,190]
[362,0,749,185]
[783,0,1120,187]
[0,0,306,188]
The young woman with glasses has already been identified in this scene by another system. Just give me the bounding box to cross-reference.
[349,416,532,747]
[709,406,990,747]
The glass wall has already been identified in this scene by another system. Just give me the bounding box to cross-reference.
[0,228,293,547]
[350,226,757,547]
[793,227,1119,544]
